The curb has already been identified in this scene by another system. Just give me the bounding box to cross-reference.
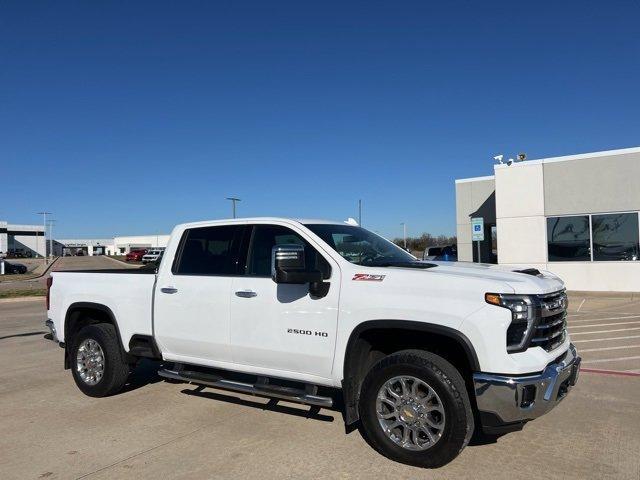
[0,257,60,284]
[0,296,45,303]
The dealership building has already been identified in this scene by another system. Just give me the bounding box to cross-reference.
[455,147,640,292]
[0,221,47,257]
[54,235,170,256]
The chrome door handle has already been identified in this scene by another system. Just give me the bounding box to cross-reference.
[160,287,178,294]
[235,290,257,298]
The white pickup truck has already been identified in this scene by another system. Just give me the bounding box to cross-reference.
[45,218,580,468]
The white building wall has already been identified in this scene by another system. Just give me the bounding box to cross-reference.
[492,148,640,292]
[0,222,7,254]
[495,162,547,265]
[2,222,47,257]
[114,235,170,254]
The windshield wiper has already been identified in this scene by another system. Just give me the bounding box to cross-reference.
[367,261,438,269]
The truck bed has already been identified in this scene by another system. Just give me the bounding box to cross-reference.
[48,269,157,349]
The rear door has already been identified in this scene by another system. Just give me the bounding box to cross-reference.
[229,223,340,380]
[154,224,245,364]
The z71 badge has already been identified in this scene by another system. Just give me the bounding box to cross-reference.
[352,273,385,281]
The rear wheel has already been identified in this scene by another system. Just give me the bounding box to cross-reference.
[70,323,130,397]
[359,350,474,468]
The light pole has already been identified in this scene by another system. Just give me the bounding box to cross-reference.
[358,199,362,226]
[37,212,52,263]
[47,220,56,258]
[400,222,407,250]
[226,197,241,219]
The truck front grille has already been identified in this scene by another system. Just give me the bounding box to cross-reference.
[531,291,568,352]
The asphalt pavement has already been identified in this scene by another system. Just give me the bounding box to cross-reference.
[0,287,638,479]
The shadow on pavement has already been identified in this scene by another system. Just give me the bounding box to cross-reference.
[0,330,47,341]
[120,359,164,394]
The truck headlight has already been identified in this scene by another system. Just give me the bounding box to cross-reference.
[485,293,537,353]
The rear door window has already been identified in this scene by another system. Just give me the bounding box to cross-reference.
[173,225,244,275]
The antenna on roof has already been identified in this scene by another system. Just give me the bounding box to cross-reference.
[345,218,359,226]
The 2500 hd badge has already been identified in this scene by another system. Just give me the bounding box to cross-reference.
[287,328,329,337]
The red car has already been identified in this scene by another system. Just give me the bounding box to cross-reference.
[125,249,147,262]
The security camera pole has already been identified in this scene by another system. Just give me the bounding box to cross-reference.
[37,211,52,263]
[226,197,241,219]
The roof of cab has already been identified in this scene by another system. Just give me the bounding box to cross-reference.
[174,217,349,230]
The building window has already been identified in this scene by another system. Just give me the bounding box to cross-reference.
[547,216,591,261]
[592,213,639,261]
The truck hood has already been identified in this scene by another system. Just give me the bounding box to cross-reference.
[425,261,564,294]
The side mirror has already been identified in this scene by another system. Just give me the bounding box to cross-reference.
[271,244,322,284]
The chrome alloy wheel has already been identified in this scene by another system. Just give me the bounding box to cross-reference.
[76,338,105,386]
[376,375,446,451]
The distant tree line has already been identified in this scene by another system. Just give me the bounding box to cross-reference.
[391,233,457,252]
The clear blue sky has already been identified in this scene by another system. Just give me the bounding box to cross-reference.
[2,1,639,239]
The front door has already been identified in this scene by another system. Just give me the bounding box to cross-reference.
[154,224,245,364]
[230,223,340,380]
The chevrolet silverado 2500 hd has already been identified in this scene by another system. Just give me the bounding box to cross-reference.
[45,218,580,468]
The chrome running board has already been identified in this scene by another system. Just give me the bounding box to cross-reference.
[158,367,333,408]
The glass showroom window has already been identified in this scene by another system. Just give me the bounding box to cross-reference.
[592,213,639,261]
[547,216,591,261]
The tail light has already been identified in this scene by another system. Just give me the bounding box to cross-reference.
[46,276,53,310]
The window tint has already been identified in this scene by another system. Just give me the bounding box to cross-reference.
[174,225,242,275]
[592,213,639,261]
[247,225,331,278]
[547,216,591,261]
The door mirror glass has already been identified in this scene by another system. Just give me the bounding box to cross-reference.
[271,244,322,284]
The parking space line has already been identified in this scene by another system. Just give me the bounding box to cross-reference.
[581,368,640,377]
[581,355,640,364]
[573,335,640,343]
[568,315,640,323]
[571,327,640,336]
[579,344,640,353]
[570,321,640,329]
[576,299,586,312]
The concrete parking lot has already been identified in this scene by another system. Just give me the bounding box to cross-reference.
[0,288,639,479]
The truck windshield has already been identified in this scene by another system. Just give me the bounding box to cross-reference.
[305,224,428,267]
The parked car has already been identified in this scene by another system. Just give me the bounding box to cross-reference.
[3,261,27,274]
[423,245,457,261]
[141,248,164,264]
[76,250,85,256]
[45,217,579,468]
[125,249,147,262]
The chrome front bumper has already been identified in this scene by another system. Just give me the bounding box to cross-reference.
[473,344,581,426]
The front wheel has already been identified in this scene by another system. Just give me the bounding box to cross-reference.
[358,350,474,468]
[70,323,130,397]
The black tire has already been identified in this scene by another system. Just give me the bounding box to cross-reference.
[70,323,130,397]
[358,350,474,468]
